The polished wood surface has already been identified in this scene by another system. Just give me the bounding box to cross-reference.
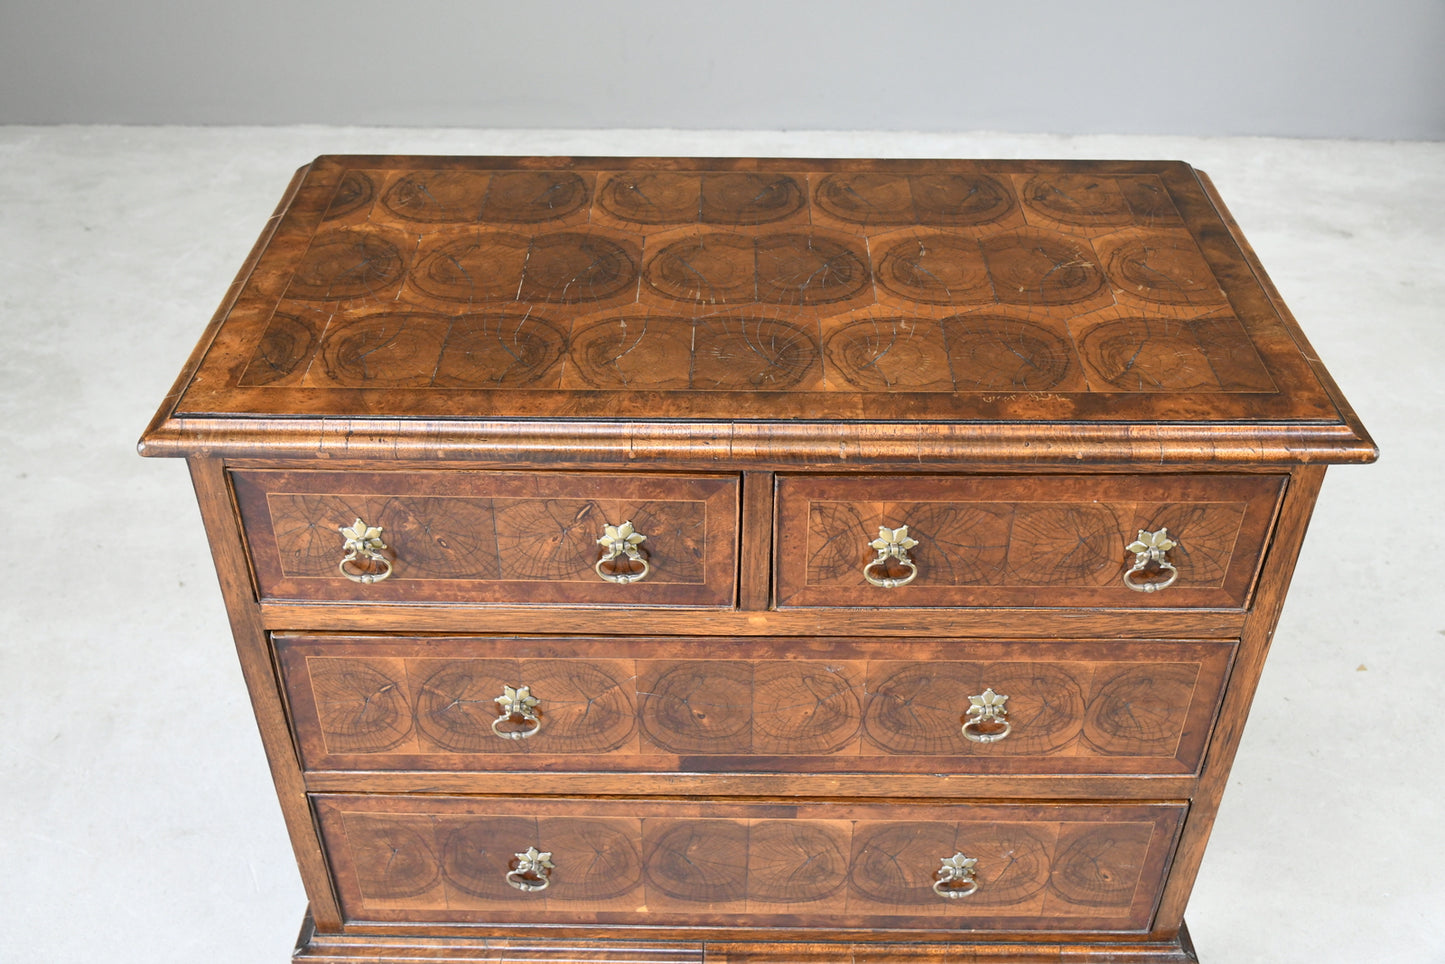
[277,635,1232,776]
[257,600,1251,639]
[187,459,345,929]
[173,160,1332,422]
[775,473,1283,609]
[139,157,1375,466]
[233,469,739,606]
[141,157,1376,962]
[293,926,1197,963]
[314,795,1182,933]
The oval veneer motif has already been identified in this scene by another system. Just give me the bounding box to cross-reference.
[433,313,567,388]
[308,659,413,753]
[411,233,532,302]
[323,170,376,220]
[645,232,869,306]
[1082,664,1199,756]
[938,314,1078,391]
[980,232,1107,306]
[414,664,512,753]
[1021,174,1134,227]
[1006,504,1123,585]
[644,233,757,303]
[639,661,753,754]
[644,820,749,902]
[287,229,407,301]
[1048,824,1154,907]
[701,173,806,225]
[317,313,451,388]
[690,315,821,390]
[599,173,806,225]
[751,662,862,754]
[239,312,320,385]
[822,317,956,391]
[875,234,993,305]
[541,819,643,901]
[747,821,850,903]
[847,822,959,904]
[384,171,589,223]
[347,816,440,899]
[815,173,1015,225]
[518,232,638,303]
[1100,232,1228,306]
[439,816,537,899]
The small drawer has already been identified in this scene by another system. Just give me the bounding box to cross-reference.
[314,794,1183,933]
[775,473,1284,609]
[278,635,1232,776]
[231,470,739,606]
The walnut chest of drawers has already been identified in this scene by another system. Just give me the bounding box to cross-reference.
[140,156,1376,963]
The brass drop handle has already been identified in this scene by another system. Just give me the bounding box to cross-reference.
[338,518,394,584]
[505,846,554,892]
[595,521,651,584]
[492,685,542,740]
[1123,527,1180,593]
[962,688,1011,743]
[933,852,979,899]
[863,525,920,588]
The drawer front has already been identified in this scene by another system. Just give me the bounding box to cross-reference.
[232,470,739,606]
[315,795,1182,932]
[279,635,1232,776]
[776,473,1284,609]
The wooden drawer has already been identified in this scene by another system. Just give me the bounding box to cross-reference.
[279,635,1233,777]
[232,470,739,606]
[775,473,1284,609]
[314,794,1183,933]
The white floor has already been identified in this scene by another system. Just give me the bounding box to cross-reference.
[1,126,1441,964]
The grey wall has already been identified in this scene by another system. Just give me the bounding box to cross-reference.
[2,0,1442,139]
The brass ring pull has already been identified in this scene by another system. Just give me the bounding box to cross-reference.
[338,518,393,584]
[863,525,920,589]
[962,688,1011,744]
[505,846,554,892]
[596,521,651,584]
[492,685,541,740]
[932,853,979,899]
[1123,527,1180,593]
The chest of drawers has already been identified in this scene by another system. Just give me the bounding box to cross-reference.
[140,156,1375,962]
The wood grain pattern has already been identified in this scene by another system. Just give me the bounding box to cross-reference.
[155,157,1354,431]
[705,935,1197,963]
[314,795,1182,933]
[1150,464,1327,933]
[737,472,773,611]
[276,635,1231,777]
[141,414,1376,466]
[231,469,739,606]
[139,157,1375,963]
[293,921,712,963]
[292,925,1198,963]
[186,458,346,930]
[258,600,1250,639]
[299,769,1202,802]
[776,473,1284,609]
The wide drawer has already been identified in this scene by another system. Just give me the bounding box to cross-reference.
[314,794,1183,933]
[279,635,1233,776]
[231,470,739,606]
[775,473,1284,609]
